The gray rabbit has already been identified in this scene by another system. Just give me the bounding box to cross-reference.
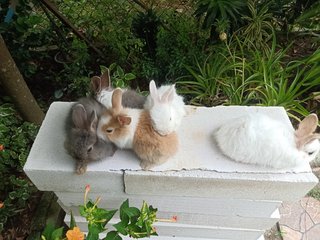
[91,68,146,109]
[65,97,116,174]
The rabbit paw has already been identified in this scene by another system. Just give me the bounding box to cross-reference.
[140,161,154,170]
[76,163,87,175]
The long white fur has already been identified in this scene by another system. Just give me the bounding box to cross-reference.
[214,113,316,168]
[144,81,186,135]
[96,90,114,109]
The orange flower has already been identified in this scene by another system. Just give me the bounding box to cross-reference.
[0,202,4,208]
[172,215,178,222]
[0,145,4,151]
[66,227,84,240]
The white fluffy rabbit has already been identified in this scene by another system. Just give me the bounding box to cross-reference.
[144,80,186,136]
[213,113,320,168]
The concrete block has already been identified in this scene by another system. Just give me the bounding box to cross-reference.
[124,170,318,201]
[65,214,264,240]
[24,103,317,196]
[59,200,279,231]
[23,102,317,239]
[55,192,281,219]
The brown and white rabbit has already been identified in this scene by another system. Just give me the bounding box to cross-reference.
[91,69,146,109]
[97,89,178,170]
[213,112,320,168]
[65,97,116,174]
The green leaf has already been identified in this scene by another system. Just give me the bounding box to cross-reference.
[87,223,101,240]
[116,66,124,77]
[115,79,125,88]
[100,65,109,75]
[51,227,64,240]
[109,63,117,72]
[124,73,136,81]
[105,231,122,240]
[124,207,140,218]
[70,211,77,229]
[54,89,63,99]
[79,206,86,217]
[113,221,128,235]
[102,209,117,224]
[119,199,129,225]
[41,223,55,240]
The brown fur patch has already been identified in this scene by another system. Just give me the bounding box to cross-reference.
[100,109,131,143]
[133,111,178,169]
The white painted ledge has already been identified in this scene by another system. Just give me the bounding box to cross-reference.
[23,102,318,240]
[24,102,318,196]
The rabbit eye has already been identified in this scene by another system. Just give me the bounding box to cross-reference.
[87,146,93,153]
[106,128,114,134]
[308,151,315,156]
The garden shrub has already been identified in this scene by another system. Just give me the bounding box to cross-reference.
[178,34,320,119]
[0,97,39,232]
[151,9,209,83]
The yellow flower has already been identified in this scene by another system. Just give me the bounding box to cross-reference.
[219,32,227,41]
[66,227,84,240]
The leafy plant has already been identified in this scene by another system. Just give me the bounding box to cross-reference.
[195,0,247,29]
[266,0,319,32]
[237,0,275,50]
[0,99,39,232]
[194,0,247,41]
[177,42,257,106]
[153,9,209,82]
[294,1,320,31]
[100,64,136,89]
[253,42,320,119]
[131,9,162,58]
[177,52,230,106]
[41,185,170,240]
[178,33,320,119]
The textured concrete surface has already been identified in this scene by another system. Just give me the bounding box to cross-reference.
[276,165,320,240]
[279,197,320,240]
[124,170,318,201]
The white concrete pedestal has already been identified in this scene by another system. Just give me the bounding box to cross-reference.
[24,102,318,240]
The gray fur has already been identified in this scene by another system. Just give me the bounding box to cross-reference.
[65,97,116,174]
[122,90,146,109]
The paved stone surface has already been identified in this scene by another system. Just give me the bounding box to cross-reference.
[276,165,320,240]
[278,197,320,240]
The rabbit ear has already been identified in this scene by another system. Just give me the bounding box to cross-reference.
[72,104,87,129]
[117,115,131,126]
[299,133,320,147]
[295,114,319,148]
[112,88,123,111]
[295,114,318,138]
[100,69,112,90]
[149,80,160,102]
[91,76,102,93]
[161,85,175,103]
[89,110,98,131]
